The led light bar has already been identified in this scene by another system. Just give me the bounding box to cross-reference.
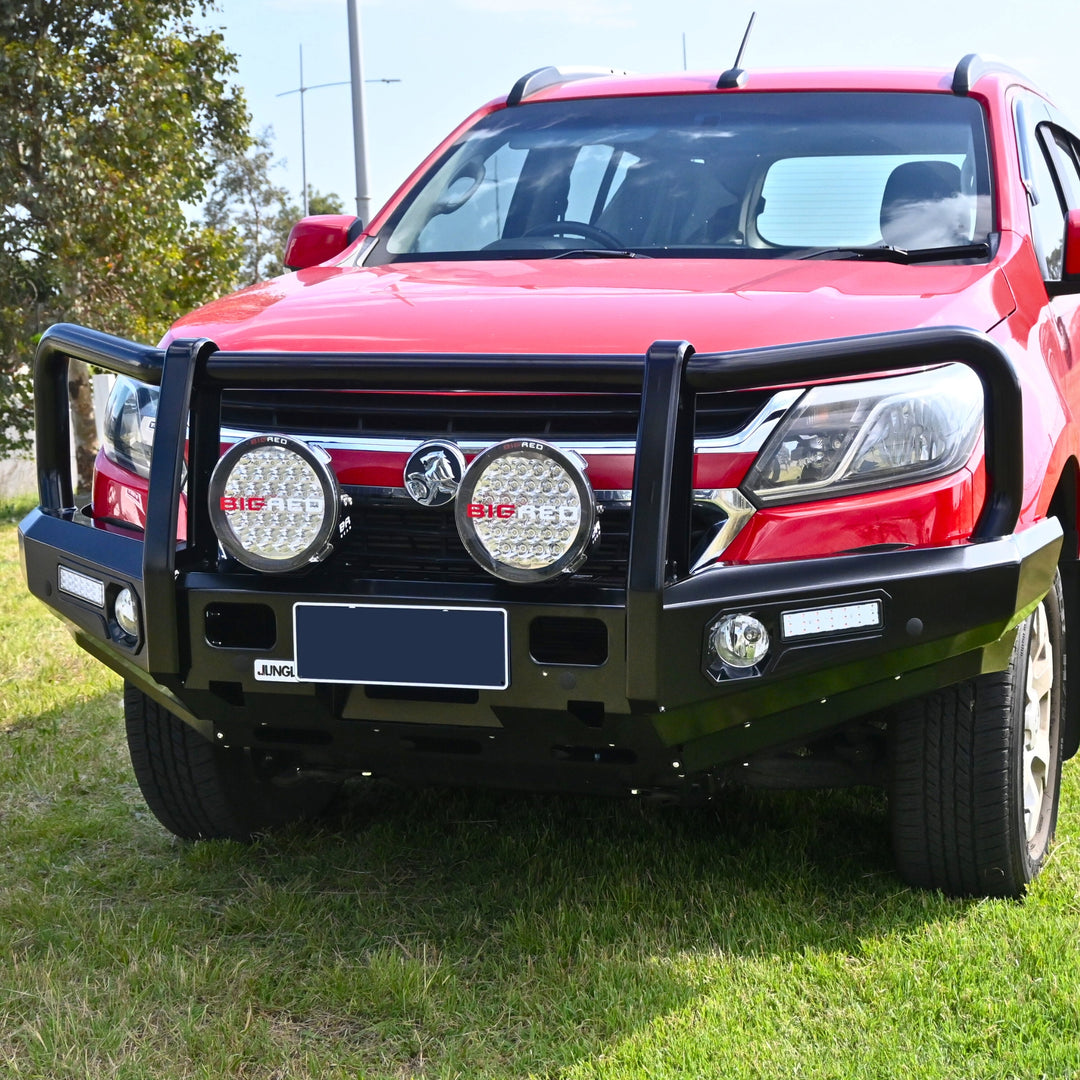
[58,565,105,607]
[781,600,882,639]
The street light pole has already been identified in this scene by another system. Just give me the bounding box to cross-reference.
[278,8,395,221]
[277,44,345,217]
[299,45,308,216]
[346,0,372,223]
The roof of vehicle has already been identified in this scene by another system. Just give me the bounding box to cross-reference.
[499,57,1042,107]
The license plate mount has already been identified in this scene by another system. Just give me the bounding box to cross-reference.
[292,603,509,689]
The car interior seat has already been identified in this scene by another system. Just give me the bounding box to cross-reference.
[596,158,742,247]
[879,160,967,248]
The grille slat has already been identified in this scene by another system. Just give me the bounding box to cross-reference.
[221,389,771,442]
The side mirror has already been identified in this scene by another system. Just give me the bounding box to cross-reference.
[283,214,364,271]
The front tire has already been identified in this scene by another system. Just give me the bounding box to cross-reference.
[124,683,337,841]
[889,572,1065,898]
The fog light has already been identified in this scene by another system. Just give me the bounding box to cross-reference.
[455,439,598,583]
[709,613,770,669]
[114,587,141,639]
[209,434,340,573]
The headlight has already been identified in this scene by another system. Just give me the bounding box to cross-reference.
[743,364,983,505]
[208,435,340,573]
[455,439,599,583]
[102,376,158,479]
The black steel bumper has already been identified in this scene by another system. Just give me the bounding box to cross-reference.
[18,322,1062,791]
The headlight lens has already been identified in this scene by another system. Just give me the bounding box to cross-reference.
[743,364,983,505]
[208,435,340,572]
[455,439,599,583]
[102,376,158,479]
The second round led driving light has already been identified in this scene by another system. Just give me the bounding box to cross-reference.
[455,439,599,583]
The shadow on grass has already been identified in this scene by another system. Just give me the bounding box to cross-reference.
[298,776,946,956]
[161,779,962,1072]
[2,688,973,1077]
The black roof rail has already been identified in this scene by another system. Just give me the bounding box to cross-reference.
[507,66,631,106]
[952,53,1032,96]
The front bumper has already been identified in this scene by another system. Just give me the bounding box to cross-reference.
[19,323,1061,793]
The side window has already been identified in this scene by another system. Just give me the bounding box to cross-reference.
[1015,98,1065,279]
[1043,127,1080,210]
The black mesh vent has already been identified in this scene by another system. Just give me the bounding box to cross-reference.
[204,603,276,649]
[333,493,632,586]
[322,495,724,587]
[221,388,771,441]
[529,617,609,666]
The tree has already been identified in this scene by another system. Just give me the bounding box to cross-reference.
[202,131,294,287]
[202,134,347,289]
[307,189,346,216]
[0,1,249,489]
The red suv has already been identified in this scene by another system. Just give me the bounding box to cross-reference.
[21,55,1080,897]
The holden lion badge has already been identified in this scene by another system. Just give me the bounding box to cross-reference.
[404,441,466,507]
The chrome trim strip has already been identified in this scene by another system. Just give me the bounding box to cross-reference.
[689,488,757,573]
[696,389,802,453]
[341,486,732,510]
[218,389,802,458]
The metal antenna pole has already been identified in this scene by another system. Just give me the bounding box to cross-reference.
[347,0,371,223]
[682,32,687,71]
[299,45,308,217]
[716,11,756,90]
[733,12,756,70]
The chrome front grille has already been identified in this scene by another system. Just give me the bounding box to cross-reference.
[215,387,794,584]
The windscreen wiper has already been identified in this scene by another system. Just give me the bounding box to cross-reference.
[550,248,649,259]
[796,242,991,264]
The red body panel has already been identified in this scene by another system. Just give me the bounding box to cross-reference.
[164,257,1015,357]
[94,67,1078,568]
[723,463,982,563]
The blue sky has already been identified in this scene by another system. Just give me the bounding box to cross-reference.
[208,0,1080,222]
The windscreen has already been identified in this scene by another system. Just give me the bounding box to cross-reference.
[371,91,992,262]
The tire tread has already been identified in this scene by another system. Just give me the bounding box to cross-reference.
[124,684,335,840]
[889,574,1064,898]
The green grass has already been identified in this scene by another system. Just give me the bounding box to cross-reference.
[2,505,1080,1079]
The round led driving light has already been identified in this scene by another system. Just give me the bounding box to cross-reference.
[709,613,770,670]
[208,434,340,573]
[455,439,598,583]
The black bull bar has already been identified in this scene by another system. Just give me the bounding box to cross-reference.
[29,321,1025,708]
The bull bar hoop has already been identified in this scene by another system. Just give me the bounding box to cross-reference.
[29,322,1024,700]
